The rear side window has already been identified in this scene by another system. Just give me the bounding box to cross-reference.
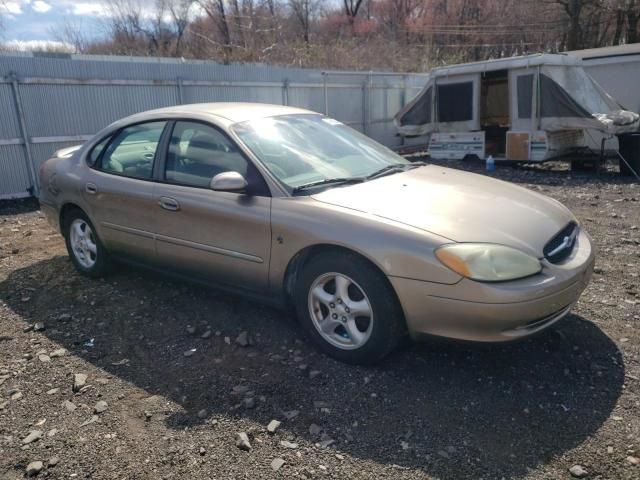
[87,136,111,167]
[100,121,166,179]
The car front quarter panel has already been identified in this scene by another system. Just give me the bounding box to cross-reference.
[268,197,463,295]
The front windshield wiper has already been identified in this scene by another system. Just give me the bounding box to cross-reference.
[292,177,365,193]
[366,161,427,180]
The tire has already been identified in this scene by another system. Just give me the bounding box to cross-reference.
[293,250,405,364]
[63,208,111,278]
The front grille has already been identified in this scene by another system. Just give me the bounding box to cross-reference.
[544,222,578,264]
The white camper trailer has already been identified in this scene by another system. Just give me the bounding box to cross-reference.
[394,54,639,163]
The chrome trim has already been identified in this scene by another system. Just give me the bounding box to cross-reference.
[547,227,578,257]
[102,222,263,263]
[102,222,155,239]
[155,234,263,264]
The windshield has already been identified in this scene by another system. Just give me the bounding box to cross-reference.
[232,114,409,191]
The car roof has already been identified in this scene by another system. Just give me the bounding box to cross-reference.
[131,102,315,124]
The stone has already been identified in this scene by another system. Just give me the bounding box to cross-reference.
[235,432,251,451]
[201,330,212,339]
[26,461,43,477]
[48,456,60,467]
[80,415,99,427]
[231,385,250,396]
[50,348,67,358]
[569,465,588,478]
[22,430,43,445]
[283,410,299,420]
[243,397,256,409]
[38,354,51,363]
[627,456,639,466]
[280,440,298,449]
[267,420,281,434]
[46,388,59,395]
[271,458,285,471]
[183,349,196,357]
[33,323,45,332]
[94,400,108,414]
[235,331,250,347]
[10,391,23,401]
[309,423,322,436]
[63,400,77,412]
[73,373,88,392]
[197,409,208,419]
[186,325,196,335]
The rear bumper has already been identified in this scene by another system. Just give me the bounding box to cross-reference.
[390,230,595,342]
[40,201,60,233]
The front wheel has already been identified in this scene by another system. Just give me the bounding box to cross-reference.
[63,209,111,278]
[294,251,405,364]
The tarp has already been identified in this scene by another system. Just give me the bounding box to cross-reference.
[395,53,639,137]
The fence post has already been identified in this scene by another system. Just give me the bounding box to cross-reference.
[368,73,373,135]
[362,77,368,135]
[401,75,407,147]
[323,73,329,115]
[9,72,39,197]
[282,78,289,106]
[176,77,184,104]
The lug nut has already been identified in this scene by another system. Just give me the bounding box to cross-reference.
[342,316,347,322]
[332,313,338,319]
[329,303,335,308]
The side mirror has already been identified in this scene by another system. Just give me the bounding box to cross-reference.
[210,171,248,192]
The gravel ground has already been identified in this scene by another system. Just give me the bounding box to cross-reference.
[0,159,639,480]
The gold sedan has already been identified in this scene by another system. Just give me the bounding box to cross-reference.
[39,103,595,364]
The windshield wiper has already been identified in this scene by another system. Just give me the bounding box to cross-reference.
[292,177,365,193]
[366,161,427,180]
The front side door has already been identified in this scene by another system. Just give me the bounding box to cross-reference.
[83,121,167,262]
[153,120,271,292]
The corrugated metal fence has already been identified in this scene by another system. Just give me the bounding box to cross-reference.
[0,52,428,199]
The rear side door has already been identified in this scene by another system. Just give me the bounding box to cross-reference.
[83,121,167,262]
[153,120,272,292]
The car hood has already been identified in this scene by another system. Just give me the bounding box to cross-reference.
[311,165,575,257]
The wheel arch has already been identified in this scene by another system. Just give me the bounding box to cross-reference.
[282,244,405,319]
[59,203,86,233]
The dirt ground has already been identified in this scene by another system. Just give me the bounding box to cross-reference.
[0,159,639,480]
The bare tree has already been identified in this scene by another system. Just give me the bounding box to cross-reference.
[197,0,233,62]
[289,0,312,42]
[344,0,365,25]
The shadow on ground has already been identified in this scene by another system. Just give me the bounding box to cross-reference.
[0,256,624,479]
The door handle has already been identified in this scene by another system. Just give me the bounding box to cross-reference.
[159,196,180,211]
[85,183,98,195]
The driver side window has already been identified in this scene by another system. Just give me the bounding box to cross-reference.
[165,121,248,188]
[100,121,166,179]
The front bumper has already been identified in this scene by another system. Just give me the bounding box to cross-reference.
[390,229,595,342]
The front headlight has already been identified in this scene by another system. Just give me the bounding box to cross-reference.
[435,243,542,282]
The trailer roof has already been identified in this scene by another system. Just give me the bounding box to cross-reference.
[429,53,582,77]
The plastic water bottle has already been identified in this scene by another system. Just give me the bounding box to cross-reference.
[486,155,495,173]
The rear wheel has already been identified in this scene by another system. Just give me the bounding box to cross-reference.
[294,251,405,364]
[63,209,111,277]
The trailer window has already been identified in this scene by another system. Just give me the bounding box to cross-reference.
[517,74,533,119]
[437,82,473,122]
[400,86,432,126]
[540,74,591,118]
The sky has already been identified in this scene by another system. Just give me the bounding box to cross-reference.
[0,0,158,50]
